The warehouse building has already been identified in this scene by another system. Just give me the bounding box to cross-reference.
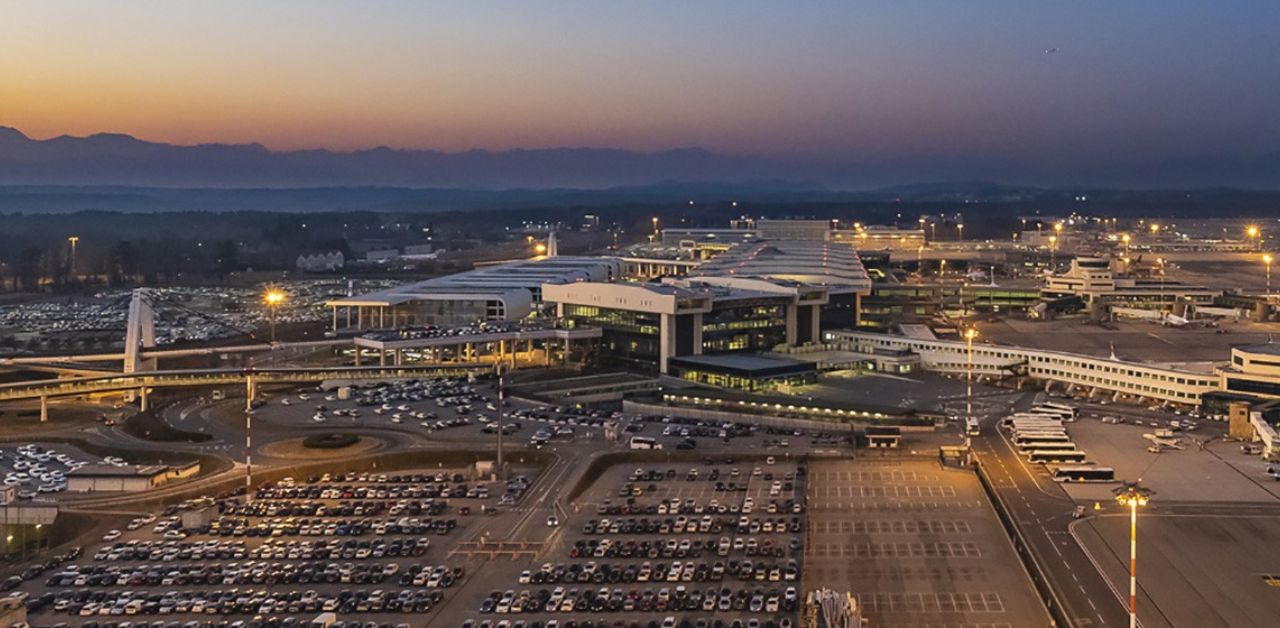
[67,461,199,492]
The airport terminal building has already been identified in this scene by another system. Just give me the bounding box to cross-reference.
[542,277,830,375]
[325,256,622,329]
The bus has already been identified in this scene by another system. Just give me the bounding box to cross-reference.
[1008,420,1064,432]
[965,417,981,436]
[1021,441,1079,453]
[1014,433,1072,447]
[1027,409,1074,422]
[1050,466,1114,482]
[1012,427,1068,438]
[629,436,661,450]
[1001,416,1063,430]
[1038,401,1080,418]
[1028,449,1088,464]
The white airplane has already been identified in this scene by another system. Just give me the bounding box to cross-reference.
[1158,312,1190,327]
[1143,433,1184,449]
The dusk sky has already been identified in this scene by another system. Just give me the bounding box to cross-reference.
[3,1,1279,170]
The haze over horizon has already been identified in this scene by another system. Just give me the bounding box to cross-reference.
[3,1,1279,184]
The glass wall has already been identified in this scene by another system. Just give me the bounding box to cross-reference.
[563,304,662,371]
[701,301,787,353]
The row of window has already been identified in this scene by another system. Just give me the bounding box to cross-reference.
[837,333,1218,401]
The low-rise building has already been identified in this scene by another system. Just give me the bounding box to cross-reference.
[1042,257,1218,310]
[67,462,198,492]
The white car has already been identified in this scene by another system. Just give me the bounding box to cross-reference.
[102,530,122,542]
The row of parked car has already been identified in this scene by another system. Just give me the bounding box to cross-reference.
[90,536,430,564]
[191,515,457,538]
[219,499,451,518]
[581,516,803,537]
[38,586,446,618]
[518,559,800,586]
[46,562,460,588]
[479,584,799,615]
[465,618,792,628]
[569,537,797,561]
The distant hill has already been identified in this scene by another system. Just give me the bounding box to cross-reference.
[2,125,1280,191]
[0,126,790,189]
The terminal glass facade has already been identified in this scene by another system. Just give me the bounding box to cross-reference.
[701,301,788,353]
[562,304,662,371]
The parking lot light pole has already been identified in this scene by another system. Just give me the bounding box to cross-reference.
[245,373,256,503]
[964,328,977,446]
[495,363,507,481]
[263,289,286,344]
[1113,483,1153,628]
[1264,253,1273,294]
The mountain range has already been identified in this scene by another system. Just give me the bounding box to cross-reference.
[2,126,1280,190]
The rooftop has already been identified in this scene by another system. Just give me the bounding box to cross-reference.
[1236,343,1280,356]
[68,464,169,478]
[668,353,817,376]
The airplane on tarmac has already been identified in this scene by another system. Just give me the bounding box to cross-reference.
[1143,433,1185,450]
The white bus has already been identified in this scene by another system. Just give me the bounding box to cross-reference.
[1014,433,1072,447]
[629,436,661,450]
[1008,420,1064,432]
[1028,449,1088,464]
[1021,441,1079,453]
[1012,427,1068,437]
[1028,409,1074,422]
[965,417,981,436]
[1051,466,1114,482]
[1037,402,1080,418]
[1001,416,1063,430]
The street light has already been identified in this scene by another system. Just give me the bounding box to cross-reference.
[534,242,548,255]
[68,235,80,280]
[1156,258,1166,311]
[964,328,978,443]
[1247,225,1260,250]
[957,223,964,241]
[1048,235,1058,268]
[1264,253,1273,294]
[1113,483,1154,628]
[263,289,286,343]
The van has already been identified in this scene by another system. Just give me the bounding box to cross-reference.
[311,612,338,627]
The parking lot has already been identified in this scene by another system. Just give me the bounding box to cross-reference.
[454,458,808,628]
[803,458,1047,627]
[0,442,105,500]
[19,467,517,626]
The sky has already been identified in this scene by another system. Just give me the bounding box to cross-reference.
[2,1,1279,171]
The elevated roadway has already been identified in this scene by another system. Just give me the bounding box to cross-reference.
[0,363,492,404]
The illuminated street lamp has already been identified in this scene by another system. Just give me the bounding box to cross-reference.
[1264,253,1274,294]
[1048,235,1058,268]
[68,235,80,280]
[263,288,286,343]
[1149,223,1160,235]
[1113,483,1154,628]
[1247,225,1261,250]
[534,242,548,256]
[957,223,965,241]
[1121,233,1131,256]
[1156,258,1167,311]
